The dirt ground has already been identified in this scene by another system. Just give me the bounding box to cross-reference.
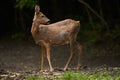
[0,37,120,79]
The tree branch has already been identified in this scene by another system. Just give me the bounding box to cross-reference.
[78,0,109,31]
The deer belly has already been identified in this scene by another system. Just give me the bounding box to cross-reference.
[47,31,70,46]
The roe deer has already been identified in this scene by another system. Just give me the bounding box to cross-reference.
[31,5,82,72]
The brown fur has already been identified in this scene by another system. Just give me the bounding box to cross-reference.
[31,5,82,72]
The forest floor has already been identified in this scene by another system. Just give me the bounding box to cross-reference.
[0,37,120,80]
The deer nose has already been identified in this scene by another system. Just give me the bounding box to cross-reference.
[47,19,50,24]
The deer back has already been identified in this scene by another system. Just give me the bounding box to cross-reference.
[36,19,80,45]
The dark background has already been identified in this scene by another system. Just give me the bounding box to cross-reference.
[0,0,120,43]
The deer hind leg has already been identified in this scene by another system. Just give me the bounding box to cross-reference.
[40,45,46,72]
[63,38,75,71]
[75,42,82,70]
[45,43,54,72]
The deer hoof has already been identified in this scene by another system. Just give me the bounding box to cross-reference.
[40,70,44,73]
[50,68,54,72]
[63,68,67,71]
[76,65,81,70]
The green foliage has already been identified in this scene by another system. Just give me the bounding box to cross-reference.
[78,20,120,45]
[79,22,102,44]
[24,70,120,80]
[23,75,44,80]
[110,26,120,40]
[60,71,81,80]
[11,32,25,40]
[60,71,112,80]
[15,0,38,9]
[58,71,120,80]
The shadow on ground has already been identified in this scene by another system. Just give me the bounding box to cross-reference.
[0,38,120,79]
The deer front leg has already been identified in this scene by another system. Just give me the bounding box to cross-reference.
[45,43,54,72]
[40,45,46,72]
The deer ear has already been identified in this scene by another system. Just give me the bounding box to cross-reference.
[35,5,40,13]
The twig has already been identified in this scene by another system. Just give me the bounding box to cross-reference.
[78,0,109,31]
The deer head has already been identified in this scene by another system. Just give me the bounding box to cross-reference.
[33,5,50,25]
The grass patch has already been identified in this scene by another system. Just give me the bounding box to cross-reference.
[23,70,120,80]
[60,71,120,80]
[23,75,44,80]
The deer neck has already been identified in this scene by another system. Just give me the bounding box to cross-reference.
[31,21,40,37]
